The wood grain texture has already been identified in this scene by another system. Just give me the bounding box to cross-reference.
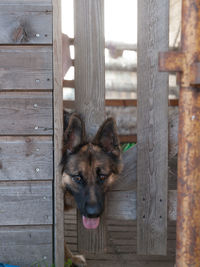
[86,261,174,267]
[63,102,178,140]
[53,0,64,265]
[0,3,52,44]
[77,211,106,254]
[65,217,175,266]
[0,136,53,181]
[107,190,177,221]
[0,0,52,9]
[0,225,53,267]
[74,0,106,254]
[0,92,53,135]
[0,46,52,90]
[107,191,136,220]
[137,0,169,255]
[0,181,52,225]
[74,0,105,138]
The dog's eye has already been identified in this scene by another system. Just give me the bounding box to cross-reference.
[72,175,82,184]
[99,174,107,182]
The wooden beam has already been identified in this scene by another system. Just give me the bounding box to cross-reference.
[68,38,178,52]
[53,0,64,265]
[137,0,169,255]
[119,135,137,143]
[74,0,106,253]
[63,99,179,108]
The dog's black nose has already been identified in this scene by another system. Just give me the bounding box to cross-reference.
[85,202,101,218]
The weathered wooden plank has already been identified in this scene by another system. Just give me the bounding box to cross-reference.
[65,218,176,265]
[63,99,179,108]
[74,0,105,137]
[0,4,52,44]
[107,190,177,221]
[107,191,136,220]
[0,225,53,267]
[0,46,52,90]
[0,181,52,225]
[0,0,52,9]
[77,211,106,254]
[112,144,177,192]
[74,0,106,254]
[0,136,53,181]
[53,0,64,265]
[0,92,53,135]
[137,0,169,255]
[63,104,178,145]
[86,260,174,267]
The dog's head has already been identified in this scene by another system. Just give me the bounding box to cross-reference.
[61,114,122,229]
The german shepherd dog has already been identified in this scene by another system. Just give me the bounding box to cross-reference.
[61,112,123,266]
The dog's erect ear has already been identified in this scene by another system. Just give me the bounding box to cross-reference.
[93,118,120,154]
[64,114,85,152]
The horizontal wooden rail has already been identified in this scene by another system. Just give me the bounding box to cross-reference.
[63,100,178,144]
[63,80,179,95]
[63,99,179,108]
[68,38,178,52]
[63,80,75,88]
[119,135,137,143]
[105,61,137,72]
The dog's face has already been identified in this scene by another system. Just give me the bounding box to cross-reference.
[61,114,122,229]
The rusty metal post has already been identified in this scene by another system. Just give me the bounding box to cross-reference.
[159,0,200,266]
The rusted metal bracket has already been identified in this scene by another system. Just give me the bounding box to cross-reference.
[159,1,200,266]
[159,51,185,72]
[190,62,200,86]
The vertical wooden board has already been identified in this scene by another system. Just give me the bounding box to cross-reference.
[137,0,169,255]
[0,136,53,181]
[0,225,53,267]
[0,46,52,90]
[0,92,53,135]
[53,0,64,266]
[74,0,105,137]
[0,181,53,225]
[74,0,106,253]
[0,4,52,44]
[77,212,106,254]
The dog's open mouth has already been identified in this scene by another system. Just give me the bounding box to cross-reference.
[82,216,100,229]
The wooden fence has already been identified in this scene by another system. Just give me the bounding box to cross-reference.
[0,0,178,266]
[64,0,177,266]
[0,0,63,266]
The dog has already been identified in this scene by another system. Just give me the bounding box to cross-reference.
[61,112,123,266]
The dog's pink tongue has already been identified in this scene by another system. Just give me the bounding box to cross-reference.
[82,216,100,229]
